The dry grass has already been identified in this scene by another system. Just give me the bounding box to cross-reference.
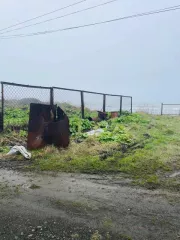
[31,138,120,173]
[2,113,180,190]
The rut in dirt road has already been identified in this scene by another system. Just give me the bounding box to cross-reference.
[0,169,180,240]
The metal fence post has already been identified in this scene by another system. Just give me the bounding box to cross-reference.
[131,97,133,114]
[103,94,106,112]
[0,83,4,132]
[120,96,122,115]
[81,91,85,119]
[50,87,54,106]
[161,103,163,115]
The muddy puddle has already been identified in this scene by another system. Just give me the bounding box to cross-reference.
[1,168,180,239]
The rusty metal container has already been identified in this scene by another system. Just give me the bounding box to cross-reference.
[97,111,108,120]
[27,103,69,150]
[46,116,69,148]
[27,103,55,150]
[111,112,119,118]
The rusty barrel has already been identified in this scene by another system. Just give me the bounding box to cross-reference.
[110,112,119,118]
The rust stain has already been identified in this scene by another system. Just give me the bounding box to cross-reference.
[27,104,69,150]
[110,112,119,118]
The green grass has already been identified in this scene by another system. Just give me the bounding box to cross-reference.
[0,183,21,198]
[2,111,180,190]
[0,131,27,149]
[31,140,120,173]
[4,107,29,129]
[31,113,180,190]
[29,184,41,189]
[3,104,97,130]
[102,218,114,229]
[90,231,102,240]
[52,198,95,213]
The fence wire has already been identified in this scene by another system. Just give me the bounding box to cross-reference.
[122,96,132,113]
[3,84,51,130]
[106,95,120,112]
[133,104,161,115]
[4,84,51,107]
[0,84,3,132]
[54,88,81,117]
[84,92,103,118]
[161,104,180,115]
[1,82,132,131]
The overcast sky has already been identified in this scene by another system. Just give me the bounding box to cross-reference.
[0,0,180,104]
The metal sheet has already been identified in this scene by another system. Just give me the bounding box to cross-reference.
[27,103,55,150]
[27,104,70,150]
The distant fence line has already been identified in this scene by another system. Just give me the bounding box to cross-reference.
[133,105,161,115]
[133,103,180,116]
[161,103,180,116]
[0,81,132,132]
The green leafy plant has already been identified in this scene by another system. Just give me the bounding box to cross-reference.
[98,125,133,143]
[19,130,27,138]
[115,113,150,124]
[98,121,108,128]
[69,117,94,136]
[4,107,29,129]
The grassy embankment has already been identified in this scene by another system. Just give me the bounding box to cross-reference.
[1,106,180,190]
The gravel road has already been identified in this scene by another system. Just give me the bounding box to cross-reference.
[0,161,180,240]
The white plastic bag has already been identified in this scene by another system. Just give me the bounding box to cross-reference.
[86,129,104,136]
[7,146,31,159]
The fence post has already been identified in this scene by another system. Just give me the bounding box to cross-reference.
[50,87,54,106]
[0,83,4,132]
[80,91,85,119]
[161,103,163,115]
[120,96,122,116]
[103,94,106,112]
[131,97,133,114]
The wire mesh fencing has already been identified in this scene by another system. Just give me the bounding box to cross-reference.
[161,104,180,115]
[0,81,132,131]
[133,104,161,115]
[122,96,132,113]
[54,88,82,118]
[132,104,180,115]
[83,92,104,118]
[106,95,121,112]
[0,84,3,132]
[1,82,51,131]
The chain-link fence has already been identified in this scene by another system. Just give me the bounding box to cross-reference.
[0,82,132,131]
[106,95,121,112]
[133,104,161,115]
[54,88,82,117]
[122,96,132,113]
[161,104,180,115]
[1,82,51,131]
[83,92,104,118]
[0,84,2,132]
[132,103,180,115]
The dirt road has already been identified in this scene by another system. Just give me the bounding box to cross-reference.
[0,163,180,239]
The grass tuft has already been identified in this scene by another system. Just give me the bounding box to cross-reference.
[2,113,180,190]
